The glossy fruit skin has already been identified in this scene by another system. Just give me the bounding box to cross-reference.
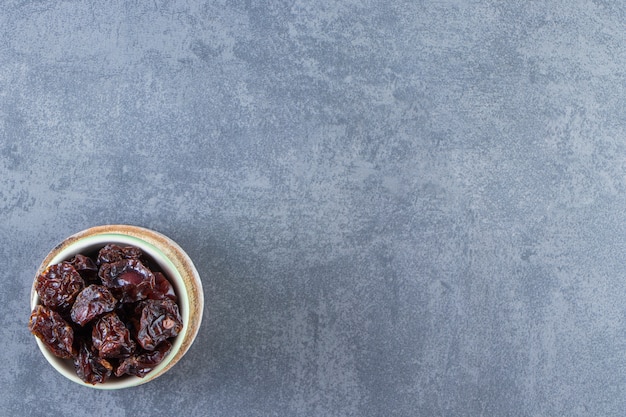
[29,244,183,384]
[96,244,142,265]
[92,313,136,358]
[29,305,76,359]
[99,259,155,303]
[148,272,178,302]
[70,285,117,326]
[115,341,172,378]
[69,254,98,282]
[35,263,85,311]
[74,341,113,385]
[134,299,183,351]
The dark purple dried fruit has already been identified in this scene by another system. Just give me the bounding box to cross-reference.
[115,341,172,378]
[134,299,183,351]
[97,244,142,265]
[92,313,136,358]
[147,272,177,301]
[74,340,113,385]
[29,305,75,359]
[35,262,85,311]
[70,285,117,326]
[30,243,183,384]
[69,254,98,282]
[99,259,155,303]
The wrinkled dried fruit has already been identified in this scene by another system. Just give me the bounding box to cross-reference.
[35,262,84,311]
[29,305,75,359]
[134,299,183,351]
[99,259,155,303]
[30,244,183,384]
[92,313,136,358]
[115,341,172,378]
[147,272,177,301]
[70,285,117,326]
[70,254,98,282]
[74,340,113,384]
[97,244,142,265]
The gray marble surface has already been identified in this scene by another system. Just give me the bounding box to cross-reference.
[2,1,625,416]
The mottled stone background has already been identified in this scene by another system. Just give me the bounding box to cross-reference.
[2,1,625,416]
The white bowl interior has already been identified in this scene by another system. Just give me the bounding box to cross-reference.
[30,233,191,390]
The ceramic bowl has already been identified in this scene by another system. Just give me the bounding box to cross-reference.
[29,225,204,389]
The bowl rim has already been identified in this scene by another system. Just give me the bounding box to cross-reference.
[30,224,204,390]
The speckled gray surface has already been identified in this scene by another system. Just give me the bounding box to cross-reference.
[2,1,626,416]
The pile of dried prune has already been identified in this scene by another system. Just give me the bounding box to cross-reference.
[29,244,183,384]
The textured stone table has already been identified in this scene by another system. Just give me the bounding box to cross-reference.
[2,2,625,416]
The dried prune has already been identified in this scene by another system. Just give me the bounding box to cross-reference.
[96,244,142,265]
[35,262,84,311]
[147,272,177,301]
[69,254,98,282]
[70,285,117,326]
[115,341,172,378]
[99,259,155,303]
[92,313,136,358]
[29,305,75,359]
[30,243,183,384]
[74,340,113,384]
[134,299,183,351]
